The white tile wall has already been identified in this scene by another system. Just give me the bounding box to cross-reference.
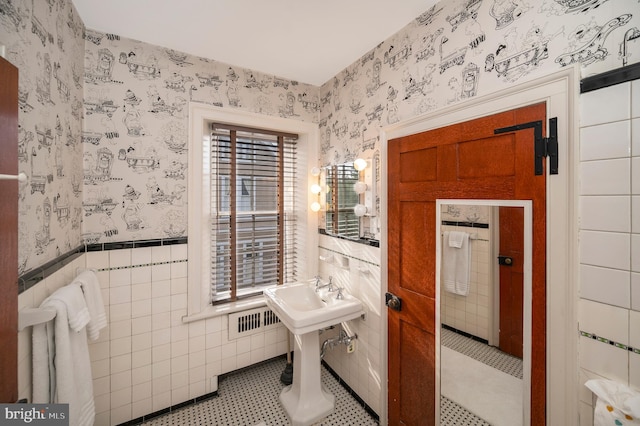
[318,234,383,416]
[579,80,640,420]
[16,244,288,426]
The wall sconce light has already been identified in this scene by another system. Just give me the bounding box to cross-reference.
[310,166,322,213]
[352,157,376,217]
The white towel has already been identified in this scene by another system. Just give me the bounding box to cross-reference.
[32,284,95,426]
[448,231,465,248]
[442,231,471,296]
[75,270,107,341]
[585,379,640,425]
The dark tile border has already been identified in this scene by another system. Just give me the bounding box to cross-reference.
[441,221,489,229]
[318,228,380,247]
[18,237,188,294]
[580,62,640,94]
[442,324,489,346]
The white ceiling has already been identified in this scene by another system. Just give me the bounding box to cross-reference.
[72,0,437,86]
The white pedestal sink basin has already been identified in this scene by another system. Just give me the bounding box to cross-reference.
[264,282,363,426]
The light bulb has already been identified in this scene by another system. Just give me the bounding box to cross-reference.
[353,158,367,171]
[353,181,367,194]
[353,204,368,216]
[310,201,321,212]
[310,184,322,194]
[310,167,321,177]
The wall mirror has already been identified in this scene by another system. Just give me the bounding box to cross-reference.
[435,199,532,426]
[323,163,360,239]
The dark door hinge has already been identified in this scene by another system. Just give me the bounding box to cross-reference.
[494,117,558,176]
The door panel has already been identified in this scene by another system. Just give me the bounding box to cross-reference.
[388,102,547,425]
[499,206,525,358]
[0,56,19,403]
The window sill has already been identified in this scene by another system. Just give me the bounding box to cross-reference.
[182,295,267,324]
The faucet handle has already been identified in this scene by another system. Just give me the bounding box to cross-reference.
[335,288,344,300]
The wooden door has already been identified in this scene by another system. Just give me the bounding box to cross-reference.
[498,206,524,358]
[0,56,19,402]
[388,103,547,425]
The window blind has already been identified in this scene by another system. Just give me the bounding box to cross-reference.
[210,124,298,302]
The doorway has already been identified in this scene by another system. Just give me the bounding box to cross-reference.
[380,69,578,425]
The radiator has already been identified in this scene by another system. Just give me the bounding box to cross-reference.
[228,307,281,340]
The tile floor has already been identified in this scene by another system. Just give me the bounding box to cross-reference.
[138,357,378,425]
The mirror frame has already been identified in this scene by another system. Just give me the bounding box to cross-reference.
[435,199,532,425]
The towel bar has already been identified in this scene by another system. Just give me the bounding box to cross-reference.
[18,307,56,331]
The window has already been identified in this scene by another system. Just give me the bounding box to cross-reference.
[209,124,297,302]
[187,104,317,317]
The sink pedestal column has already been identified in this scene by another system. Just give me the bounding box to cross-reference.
[280,330,334,426]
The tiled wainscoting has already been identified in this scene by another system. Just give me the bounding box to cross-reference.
[578,79,640,425]
[317,234,383,417]
[17,242,289,426]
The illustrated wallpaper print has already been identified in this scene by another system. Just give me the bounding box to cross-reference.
[1,0,639,273]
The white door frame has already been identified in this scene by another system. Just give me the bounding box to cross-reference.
[378,66,580,425]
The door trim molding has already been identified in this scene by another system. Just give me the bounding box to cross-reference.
[379,66,579,425]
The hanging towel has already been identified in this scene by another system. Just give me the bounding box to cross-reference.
[32,284,95,426]
[442,231,471,296]
[75,270,107,341]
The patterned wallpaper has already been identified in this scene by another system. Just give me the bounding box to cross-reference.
[319,0,640,239]
[1,0,639,273]
[80,30,318,247]
[0,0,85,275]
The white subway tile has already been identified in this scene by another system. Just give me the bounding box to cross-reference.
[152,343,171,363]
[220,356,236,374]
[189,335,205,353]
[132,398,152,420]
[580,337,628,387]
[634,157,640,195]
[171,309,186,327]
[188,320,206,337]
[205,316,223,334]
[170,277,187,295]
[91,358,110,379]
[171,244,188,261]
[110,249,132,268]
[580,231,630,270]
[110,336,132,357]
[131,348,151,369]
[206,347,222,364]
[151,312,170,331]
[579,299,629,345]
[633,119,640,156]
[580,196,630,233]
[109,286,131,306]
[152,246,172,263]
[110,370,132,392]
[171,385,190,405]
[630,310,640,349]
[109,268,131,287]
[152,391,171,412]
[131,316,152,335]
[152,263,171,282]
[171,261,188,279]
[630,353,640,391]
[190,381,206,399]
[188,365,206,384]
[94,393,110,415]
[152,360,171,380]
[152,296,171,315]
[131,299,151,318]
[633,80,640,119]
[579,265,630,308]
[93,376,110,396]
[131,266,151,285]
[189,349,206,368]
[151,280,171,298]
[171,293,188,311]
[132,365,151,385]
[236,351,251,369]
[250,333,265,350]
[633,197,640,234]
[580,159,630,195]
[131,247,152,266]
[89,341,110,361]
[152,328,171,346]
[132,380,153,402]
[131,333,151,352]
[236,336,251,354]
[110,404,131,424]
[111,354,132,374]
[632,273,640,311]
[171,324,189,343]
[580,82,630,126]
[86,251,109,270]
[110,302,132,322]
[171,354,189,373]
[634,235,640,272]
[94,411,110,426]
[580,121,631,161]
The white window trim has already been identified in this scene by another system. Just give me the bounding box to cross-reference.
[185,102,319,321]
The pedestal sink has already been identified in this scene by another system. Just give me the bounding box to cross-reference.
[264,282,363,426]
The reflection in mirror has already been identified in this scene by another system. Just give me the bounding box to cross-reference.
[436,201,531,426]
[324,163,359,239]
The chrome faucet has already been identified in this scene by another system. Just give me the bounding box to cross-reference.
[315,275,335,292]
